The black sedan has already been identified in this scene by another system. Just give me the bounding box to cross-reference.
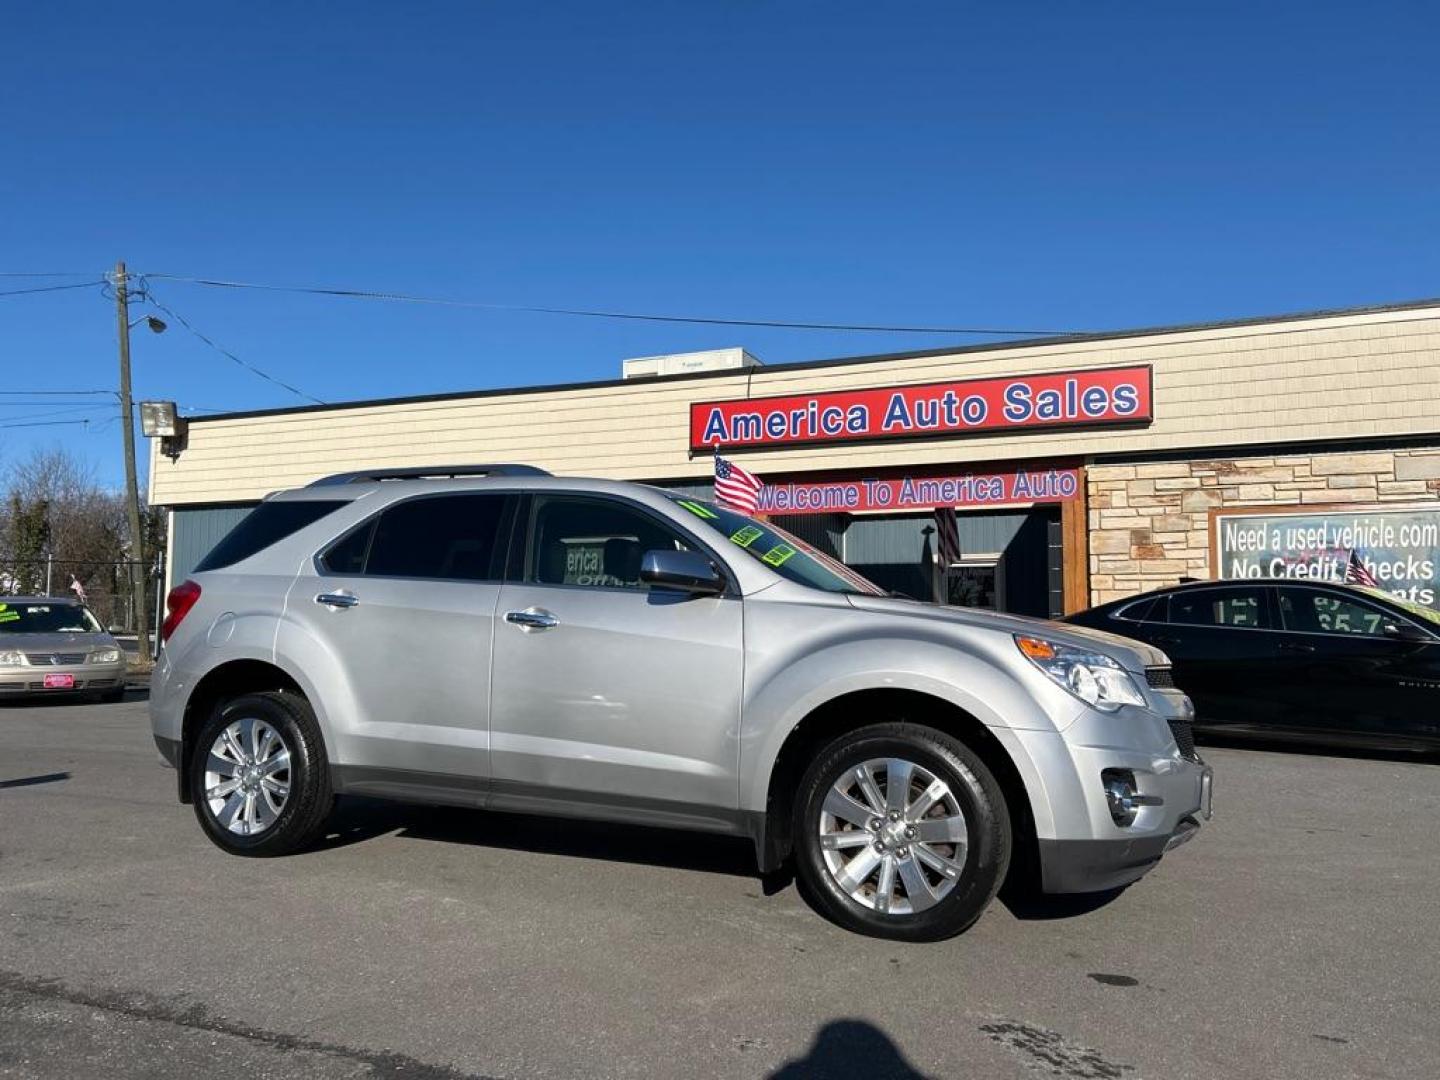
[1065,579,1440,752]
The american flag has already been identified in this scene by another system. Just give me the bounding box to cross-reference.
[1344,549,1379,588]
[713,451,764,515]
[934,506,962,565]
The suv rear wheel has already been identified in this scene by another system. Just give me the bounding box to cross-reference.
[190,691,333,856]
[792,722,1011,941]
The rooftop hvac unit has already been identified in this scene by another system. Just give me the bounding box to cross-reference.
[621,347,762,380]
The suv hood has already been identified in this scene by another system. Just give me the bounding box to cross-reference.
[843,594,1169,670]
[0,631,114,652]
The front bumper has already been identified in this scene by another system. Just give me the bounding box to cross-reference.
[1025,689,1214,894]
[0,660,128,698]
[1039,801,1208,893]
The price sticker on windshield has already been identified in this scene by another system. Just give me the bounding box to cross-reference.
[730,525,764,549]
[761,544,797,567]
[676,500,718,520]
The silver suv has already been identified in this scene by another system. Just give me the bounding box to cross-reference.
[151,465,1212,940]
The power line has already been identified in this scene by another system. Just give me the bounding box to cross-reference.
[143,291,326,405]
[143,272,1075,337]
[0,390,115,397]
[0,280,106,298]
[0,417,102,430]
[0,401,102,408]
[0,404,113,422]
[0,272,101,280]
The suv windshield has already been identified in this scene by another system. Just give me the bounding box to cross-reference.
[0,602,102,634]
[668,496,883,595]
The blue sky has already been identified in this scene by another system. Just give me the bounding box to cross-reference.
[3,2,1437,489]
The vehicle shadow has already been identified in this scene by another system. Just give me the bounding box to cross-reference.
[997,885,1127,921]
[768,1020,932,1079]
[0,686,148,709]
[312,796,764,880]
[1198,733,1436,765]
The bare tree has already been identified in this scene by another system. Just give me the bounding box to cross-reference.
[0,446,150,628]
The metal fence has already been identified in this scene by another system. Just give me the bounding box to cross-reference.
[0,557,163,635]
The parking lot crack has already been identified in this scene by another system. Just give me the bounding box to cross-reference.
[0,969,498,1080]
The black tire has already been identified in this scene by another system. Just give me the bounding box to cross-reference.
[190,691,333,857]
[792,722,1011,941]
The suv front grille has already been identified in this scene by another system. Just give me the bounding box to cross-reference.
[26,652,86,666]
[1168,718,1199,761]
[1145,666,1176,689]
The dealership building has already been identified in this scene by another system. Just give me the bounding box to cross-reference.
[148,298,1440,618]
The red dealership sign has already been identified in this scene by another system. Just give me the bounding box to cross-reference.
[690,364,1152,450]
[755,467,1081,515]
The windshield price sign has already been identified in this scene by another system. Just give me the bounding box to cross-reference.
[690,365,1152,450]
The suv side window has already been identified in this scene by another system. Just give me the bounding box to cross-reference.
[1278,588,1392,637]
[1164,586,1269,629]
[322,520,374,574]
[336,493,510,581]
[528,496,691,591]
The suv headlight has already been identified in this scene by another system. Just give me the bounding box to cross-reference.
[89,647,123,664]
[0,649,25,668]
[1015,635,1147,712]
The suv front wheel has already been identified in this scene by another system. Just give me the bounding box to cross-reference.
[793,722,1011,941]
[190,691,333,856]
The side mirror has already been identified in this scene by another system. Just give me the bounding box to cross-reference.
[1383,621,1431,643]
[640,549,726,596]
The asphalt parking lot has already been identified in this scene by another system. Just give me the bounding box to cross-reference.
[2,697,1436,1080]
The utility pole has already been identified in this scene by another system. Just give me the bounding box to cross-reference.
[114,260,152,660]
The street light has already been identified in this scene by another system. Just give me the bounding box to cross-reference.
[140,399,188,462]
[130,315,168,334]
[139,400,180,437]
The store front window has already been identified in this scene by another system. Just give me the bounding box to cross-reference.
[945,562,1003,610]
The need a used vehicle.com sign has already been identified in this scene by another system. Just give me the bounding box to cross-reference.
[1215,506,1440,609]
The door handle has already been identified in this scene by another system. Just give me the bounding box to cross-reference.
[505,607,559,631]
[315,592,359,610]
[1278,641,1315,653]
[1150,634,1180,646]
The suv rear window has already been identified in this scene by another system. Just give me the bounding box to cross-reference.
[195,500,347,572]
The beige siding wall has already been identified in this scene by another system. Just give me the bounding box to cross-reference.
[150,304,1440,507]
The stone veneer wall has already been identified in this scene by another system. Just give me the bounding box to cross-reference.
[1087,447,1440,605]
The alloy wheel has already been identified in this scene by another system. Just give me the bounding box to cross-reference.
[817,757,969,915]
[203,716,292,836]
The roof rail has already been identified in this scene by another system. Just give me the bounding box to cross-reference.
[307,464,551,487]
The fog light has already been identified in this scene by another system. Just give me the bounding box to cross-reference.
[1104,771,1139,826]
[1101,768,1162,827]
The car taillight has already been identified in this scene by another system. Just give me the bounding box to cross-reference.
[161,580,202,643]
